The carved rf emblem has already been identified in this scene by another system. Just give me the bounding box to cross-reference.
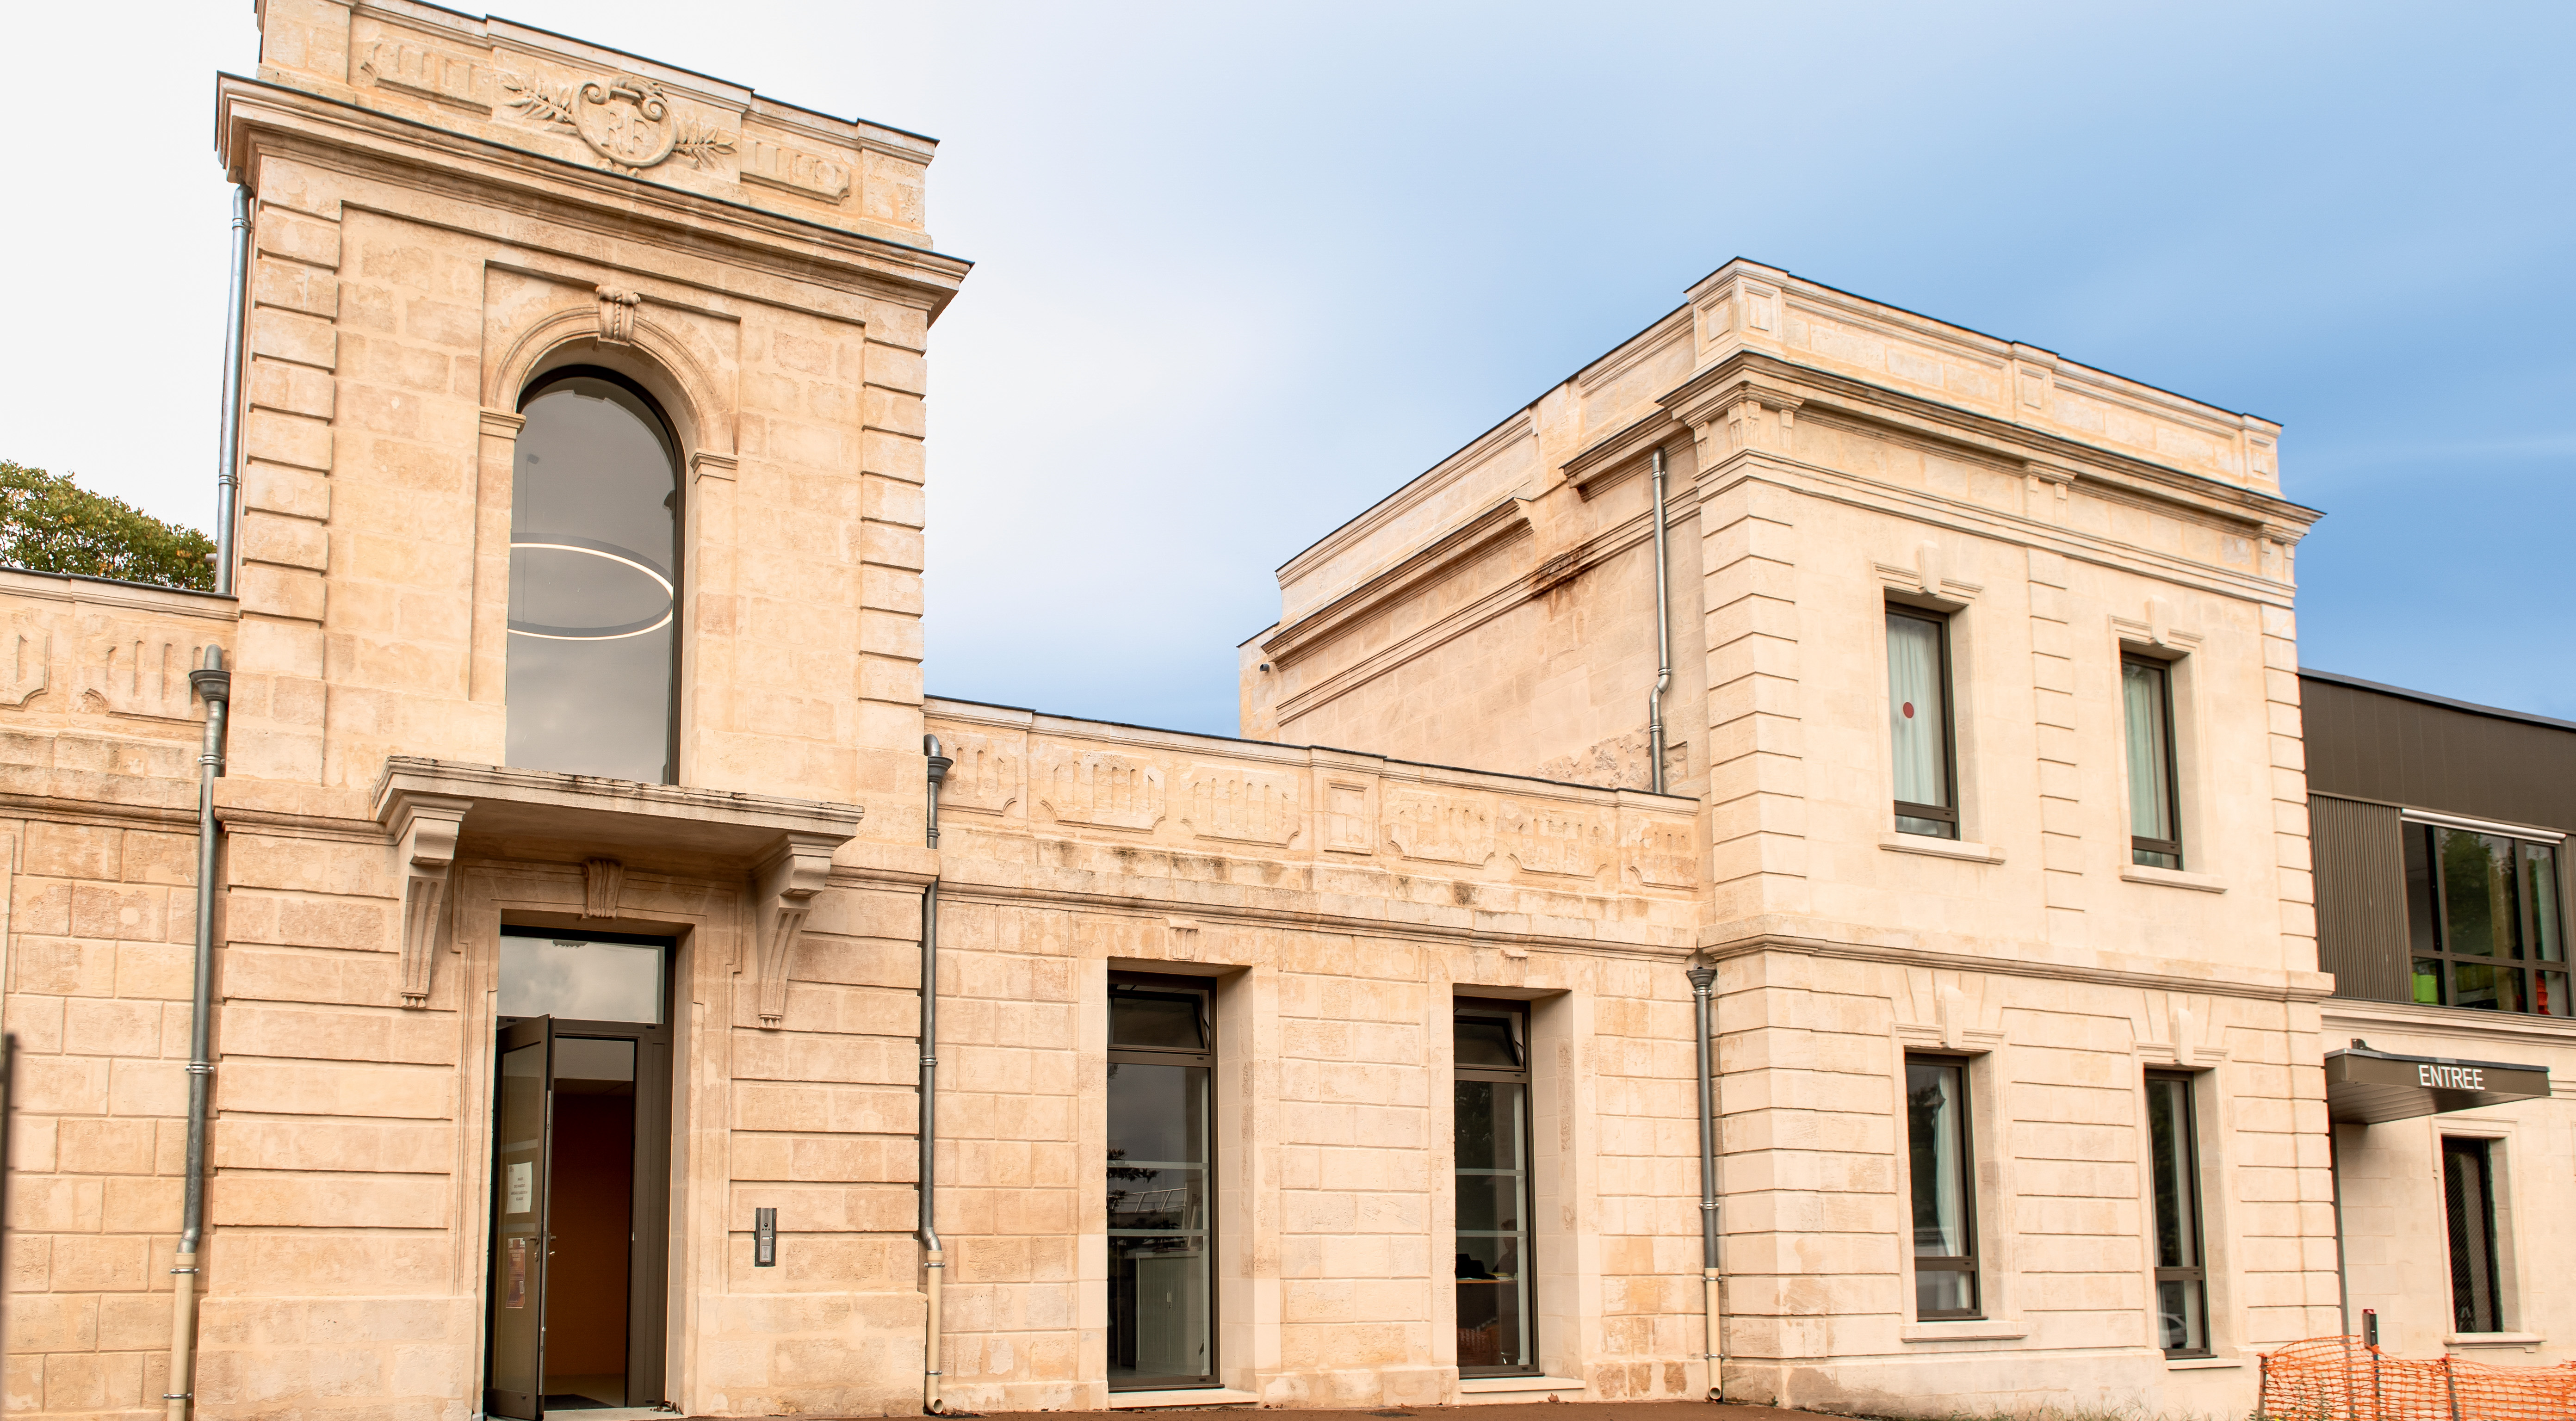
[502,71,736,174]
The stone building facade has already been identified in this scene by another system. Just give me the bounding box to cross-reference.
[15,5,2542,1421]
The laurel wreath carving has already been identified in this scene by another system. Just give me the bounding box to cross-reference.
[673,122,737,169]
[499,71,735,173]
[499,73,579,130]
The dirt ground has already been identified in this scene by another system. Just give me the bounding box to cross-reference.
[944,1402,1816,1421]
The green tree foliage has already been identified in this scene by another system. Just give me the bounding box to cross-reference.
[0,461,215,592]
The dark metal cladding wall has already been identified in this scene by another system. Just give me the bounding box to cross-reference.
[2298,672,2576,833]
[2308,793,2409,1004]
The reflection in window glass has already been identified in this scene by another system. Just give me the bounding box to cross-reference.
[508,371,679,784]
[2146,1074,2208,1355]
[1455,1002,1534,1374]
[1107,977,1213,1389]
[1886,610,1957,839]
[2122,657,2181,869]
[498,932,666,1024]
[2443,1137,2503,1334]
[2403,824,2571,1017]
[1906,1056,1977,1318]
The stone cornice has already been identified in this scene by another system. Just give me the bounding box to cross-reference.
[1276,412,1535,589]
[1261,496,1533,669]
[215,75,970,318]
[934,872,1696,961]
[369,757,864,871]
[1661,348,2320,537]
[0,568,239,621]
[1265,482,1704,727]
[1563,408,1689,498]
[1699,927,2338,1006]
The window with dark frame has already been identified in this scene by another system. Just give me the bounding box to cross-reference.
[2442,1137,2504,1334]
[2144,1072,2208,1356]
[2122,655,2183,869]
[1107,976,1216,1390]
[1454,1001,1537,1375]
[1886,608,1959,840]
[1904,1054,1978,1318]
[2403,822,2570,1017]
[508,367,684,785]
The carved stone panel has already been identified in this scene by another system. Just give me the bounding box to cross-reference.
[1325,781,1372,854]
[0,621,49,707]
[1034,747,1165,831]
[1625,816,1700,889]
[939,733,1021,816]
[1499,800,1610,879]
[359,39,492,113]
[1181,764,1302,847]
[1384,789,1494,868]
[742,140,852,203]
[94,637,197,721]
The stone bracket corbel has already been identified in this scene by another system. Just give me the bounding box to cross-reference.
[391,796,472,1007]
[745,832,841,1028]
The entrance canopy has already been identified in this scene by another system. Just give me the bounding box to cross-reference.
[2324,1042,2550,1124]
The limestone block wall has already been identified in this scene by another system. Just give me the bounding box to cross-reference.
[1711,951,2335,1415]
[0,575,235,1421]
[920,700,1707,1409]
[219,12,963,841]
[1248,315,1711,799]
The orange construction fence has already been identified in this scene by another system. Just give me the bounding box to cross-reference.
[2258,1336,2576,1421]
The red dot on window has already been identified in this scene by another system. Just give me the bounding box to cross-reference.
[1902,702,1915,719]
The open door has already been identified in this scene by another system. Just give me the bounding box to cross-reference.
[486,929,675,1416]
[487,1016,554,1420]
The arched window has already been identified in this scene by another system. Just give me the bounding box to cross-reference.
[508,368,680,784]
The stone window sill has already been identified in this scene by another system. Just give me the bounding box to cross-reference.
[1108,1388,1259,1409]
[2446,1331,2545,1347]
[1879,833,2005,865]
[1900,1318,2028,1343]
[2167,1356,2243,1370]
[2121,864,2227,893]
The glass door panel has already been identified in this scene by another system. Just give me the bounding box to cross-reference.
[486,1018,553,1421]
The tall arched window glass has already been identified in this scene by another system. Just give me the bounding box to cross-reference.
[508,369,680,784]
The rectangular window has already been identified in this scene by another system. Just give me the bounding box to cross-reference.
[2122,655,2183,869]
[2403,824,2570,1017]
[1887,609,1958,839]
[1905,1055,1977,1318]
[2442,1137,2503,1334]
[2144,1073,2208,1356]
[1108,976,1214,1390]
[1454,1001,1536,1374]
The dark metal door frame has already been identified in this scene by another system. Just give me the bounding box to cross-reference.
[485,933,679,1417]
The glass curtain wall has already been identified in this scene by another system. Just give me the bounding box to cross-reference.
[508,369,681,784]
[1905,1055,1977,1317]
[1886,609,1957,838]
[1453,1001,1535,1373]
[2403,824,2570,1016]
[2144,1073,2208,1355]
[1107,978,1214,1389]
[2122,656,2182,868]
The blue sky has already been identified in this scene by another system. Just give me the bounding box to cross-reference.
[7,2,2571,734]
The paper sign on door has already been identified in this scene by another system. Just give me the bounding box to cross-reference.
[505,1237,528,1309]
[507,1161,533,1215]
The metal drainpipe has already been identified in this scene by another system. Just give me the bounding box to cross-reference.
[920,735,953,1414]
[167,647,229,1421]
[1687,963,1721,1400]
[1647,445,1672,794]
[213,188,251,597]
